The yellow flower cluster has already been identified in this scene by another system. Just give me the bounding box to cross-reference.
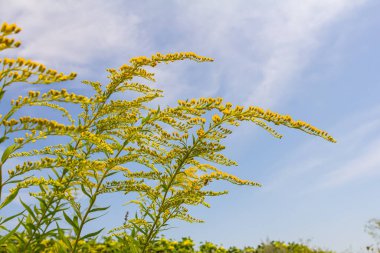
[9,145,69,158]
[251,118,283,138]
[186,116,206,125]
[2,118,18,127]
[104,100,142,113]
[4,116,84,135]
[0,57,77,84]
[11,157,56,175]
[14,176,64,190]
[29,189,75,202]
[9,92,40,106]
[80,131,114,154]
[0,22,21,34]
[1,57,46,70]
[211,114,221,123]
[129,52,214,67]
[115,81,162,96]
[160,116,180,126]
[100,180,152,194]
[178,97,223,108]
[246,106,336,142]
[39,89,90,103]
[0,22,21,50]
[201,171,261,187]
[118,64,155,81]
[0,36,21,50]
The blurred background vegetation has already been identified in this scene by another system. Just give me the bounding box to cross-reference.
[0,235,336,253]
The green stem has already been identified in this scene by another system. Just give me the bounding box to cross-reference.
[0,164,2,202]
[71,138,131,252]
[71,168,110,253]
[23,89,114,250]
[140,120,223,253]
[22,139,88,250]
[22,193,59,250]
[141,153,190,253]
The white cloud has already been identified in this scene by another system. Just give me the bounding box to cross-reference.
[0,0,144,75]
[318,137,380,189]
[265,105,380,193]
[176,0,367,107]
[0,0,367,106]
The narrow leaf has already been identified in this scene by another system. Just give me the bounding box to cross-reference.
[89,206,110,213]
[80,184,91,198]
[0,136,8,144]
[63,212,79,234]
[80,228,104,240]
[57,224,73,250]
[0,89,5,100]
[0,218,23,244]
[0,211,24,226]
[1,144,17,163]
[0,189,19,209]
[19,199,37,221]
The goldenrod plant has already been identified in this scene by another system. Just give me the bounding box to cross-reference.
[0,22,336,252]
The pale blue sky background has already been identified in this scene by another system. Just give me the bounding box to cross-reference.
[1,0,380,252]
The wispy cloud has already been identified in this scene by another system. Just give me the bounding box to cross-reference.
[318,137,380,189]
[170,0,367,107]
[242,0,367,107]
[0,0,145,75]
[265,105,380,194]
[0,0,368,106]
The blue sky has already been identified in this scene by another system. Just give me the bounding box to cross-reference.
[1,0,380,252]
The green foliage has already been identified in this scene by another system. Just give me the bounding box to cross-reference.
[0,22,336,252]
[0,235,334,253]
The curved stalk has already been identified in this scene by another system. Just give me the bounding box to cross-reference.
[140,120,224,253]
[71,136,134,252]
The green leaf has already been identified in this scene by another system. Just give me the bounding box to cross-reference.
[84,212,108,224]
[131,227,136,238]
[130,221,147,235]
[6,179,24,184]
[161,183,168,192]
[36,197,48,213]
[145,211,155,221]
[0,136,8,144]
[84,217,97,224]
[1,144,17,163]
[80,228,104,240]
[63,211,79,235]
[19,199,37,221]
[0,211,24,226]
[105,171,118,178]
[57,224,73,250]
[0,89,5,101]
[0,218,23,245]
[68,143,74,151]
[89,205,110,213]
[125,235,141,253]
[73,215,79,227]
[70,201,82,219]
[80,184,91,198]
[141,113,151,124]
[0,189,19,209]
